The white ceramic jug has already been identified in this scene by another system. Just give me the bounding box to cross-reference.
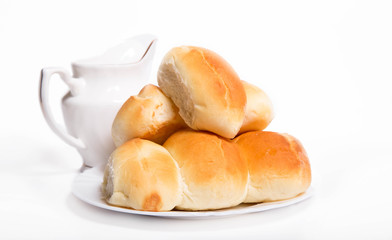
[39,34,157,168]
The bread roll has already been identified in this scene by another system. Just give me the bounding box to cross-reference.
[102,138,182,211]
[157,46,246,139]
[111,84,186,147]
[163,130,248,210]
[233,131,311,202]
[239,81,274,134]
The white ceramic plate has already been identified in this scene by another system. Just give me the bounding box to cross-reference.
[72,167,313,219]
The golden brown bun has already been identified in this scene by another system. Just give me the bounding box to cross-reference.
[163,130,249,210]
[233,131,311,203]
[157,46,246,139]
[239,81,274,134]
[102,138,182,211]
[111,84,186,147]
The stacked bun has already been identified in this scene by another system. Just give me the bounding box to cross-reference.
[239,81,274,134]
[157,46,247,139]
[102,138,182,211]
[163,130,248,210]
[234,131,311,203]
[111,84,186,146]
[102,45,311,212]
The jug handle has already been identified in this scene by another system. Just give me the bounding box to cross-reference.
[39,67,86,149]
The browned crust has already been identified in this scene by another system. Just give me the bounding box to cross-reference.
[142,192,163,211]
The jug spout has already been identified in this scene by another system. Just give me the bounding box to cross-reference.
[100,34,157,65]
[74,34,157,66]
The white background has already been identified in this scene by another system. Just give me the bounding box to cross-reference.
[1,0,392,239]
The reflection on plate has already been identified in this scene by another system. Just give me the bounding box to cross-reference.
[72,167,313,219]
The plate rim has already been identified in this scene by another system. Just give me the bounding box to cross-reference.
[72,167,314,218]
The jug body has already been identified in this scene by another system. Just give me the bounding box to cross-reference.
[61,91,120,167]
[39,35,157,168]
